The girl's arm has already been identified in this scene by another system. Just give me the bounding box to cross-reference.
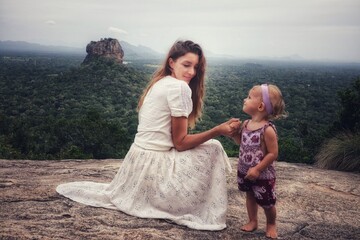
[245,126,278,181]
[231,133,241,145]
[229,121,243,145]
[171,116,240,152]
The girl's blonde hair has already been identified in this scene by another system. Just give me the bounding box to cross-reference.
[138,40,206,129]
[256,84,288,120]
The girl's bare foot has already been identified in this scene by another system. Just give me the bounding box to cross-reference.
[240,221,258,232]
[266,223,277,239]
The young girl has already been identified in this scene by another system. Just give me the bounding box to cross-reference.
[231,84,287,239]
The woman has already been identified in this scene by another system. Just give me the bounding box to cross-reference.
[57,40,240,230]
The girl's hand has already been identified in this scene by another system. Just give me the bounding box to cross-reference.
[245,167,260,181]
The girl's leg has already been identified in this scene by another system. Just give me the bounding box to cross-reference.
[264,206,277,239]
[241,191,258,232]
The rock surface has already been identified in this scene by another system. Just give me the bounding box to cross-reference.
[1,158,359,240]
[83,38,124,64]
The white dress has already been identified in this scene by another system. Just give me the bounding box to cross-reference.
[56,76,232,230]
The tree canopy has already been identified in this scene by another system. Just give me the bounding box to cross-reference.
[1,54,360,167]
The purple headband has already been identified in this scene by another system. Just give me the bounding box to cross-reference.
[261,84,273,115]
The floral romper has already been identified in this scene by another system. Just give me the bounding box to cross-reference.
[237,120,277,208]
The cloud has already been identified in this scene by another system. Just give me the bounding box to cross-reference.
[108,27,128,35]
[45,20,56,25]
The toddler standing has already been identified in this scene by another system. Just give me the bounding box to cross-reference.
[231,84,287,239]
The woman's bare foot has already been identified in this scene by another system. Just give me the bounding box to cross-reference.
[266,223,278,239]
[240,220,258,232]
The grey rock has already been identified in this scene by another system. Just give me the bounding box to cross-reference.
[0,159,359,239]
[83,38,124,65]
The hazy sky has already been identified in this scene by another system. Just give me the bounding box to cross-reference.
[1,0,360,62]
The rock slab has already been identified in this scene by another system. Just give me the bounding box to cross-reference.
[83,38,124,64]
[1,159,359,240]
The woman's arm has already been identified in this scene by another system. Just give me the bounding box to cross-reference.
[245,126,278,180]
[171,116,240,151]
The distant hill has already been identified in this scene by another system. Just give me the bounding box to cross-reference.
[0,40,162,59]
[119,41,162,60]
[0,41,85,55]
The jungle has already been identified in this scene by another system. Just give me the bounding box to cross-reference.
[1,53,359,171]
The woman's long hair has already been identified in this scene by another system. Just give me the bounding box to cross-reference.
[137,40,206,129]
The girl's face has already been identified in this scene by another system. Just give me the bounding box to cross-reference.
[243,87,262,115]
[169,52,199,84]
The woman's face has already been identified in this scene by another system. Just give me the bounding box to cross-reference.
[169,52,199,84]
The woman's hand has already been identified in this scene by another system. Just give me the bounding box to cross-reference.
[171,117,241,151]
[216,118,241,137]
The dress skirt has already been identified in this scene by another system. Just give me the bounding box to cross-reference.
[56,139,232,231]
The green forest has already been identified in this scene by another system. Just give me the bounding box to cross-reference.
[1,54,359,171]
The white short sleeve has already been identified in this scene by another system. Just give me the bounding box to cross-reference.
[167,81,193,118]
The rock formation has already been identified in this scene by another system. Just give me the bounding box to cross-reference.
[82,38,124,64]
[1,159,359,239]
